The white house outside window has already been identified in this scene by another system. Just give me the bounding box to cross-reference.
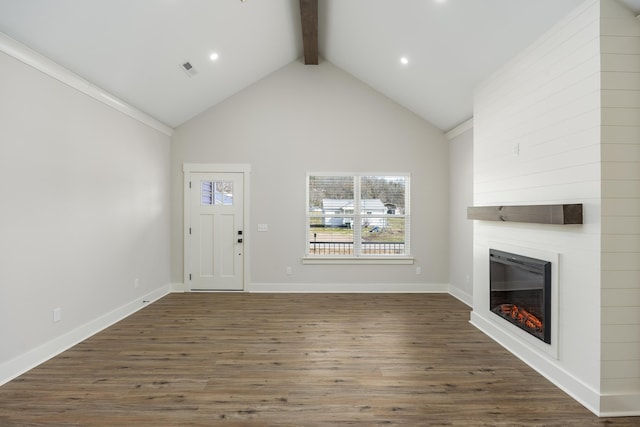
[305,173,411,264]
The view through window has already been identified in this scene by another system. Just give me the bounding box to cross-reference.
[201,181,233,206]
[306,174,410,257]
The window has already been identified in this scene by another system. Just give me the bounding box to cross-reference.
[201,181,233,206]
[305,173,411,262]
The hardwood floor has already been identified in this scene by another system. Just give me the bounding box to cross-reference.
[0,293,636,426]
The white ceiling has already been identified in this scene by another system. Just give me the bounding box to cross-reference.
[0,0,639,132]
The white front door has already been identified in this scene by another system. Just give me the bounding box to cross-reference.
[187,172,244,291]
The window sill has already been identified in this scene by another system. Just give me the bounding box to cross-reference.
[302,257,414,265]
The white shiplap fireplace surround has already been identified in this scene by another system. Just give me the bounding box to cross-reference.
[470,0,640,417]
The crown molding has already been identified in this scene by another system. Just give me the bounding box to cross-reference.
[0,32,173,137]
[445,117,473,141]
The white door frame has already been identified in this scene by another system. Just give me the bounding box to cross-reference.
[183,163,251,291]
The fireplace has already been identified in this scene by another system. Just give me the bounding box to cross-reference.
[490,249,551,344]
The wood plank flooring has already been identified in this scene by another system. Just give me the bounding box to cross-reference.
[0,293,637,426]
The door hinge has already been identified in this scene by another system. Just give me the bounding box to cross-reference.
[189,273,192,281]
[189,227,192,235]
[189,181,192,189]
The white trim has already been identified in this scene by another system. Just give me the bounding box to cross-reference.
[183,173,190,289]
[448,285,473,307]
[470,311,601,416]
[0,284,171,387]
[183,164,251,291]
[444,118,473,141]
[306,172,411,260]
[307,171,410,177]
[184,163,252,174]
[600,393,640,417]
[248,282,449,293]
[0,31,173,136]
[302,257,414,265]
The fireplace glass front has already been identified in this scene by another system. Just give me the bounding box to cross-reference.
[489,249,551,344]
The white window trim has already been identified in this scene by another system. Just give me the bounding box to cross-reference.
[302,256,414,265]
[305,172,413,264]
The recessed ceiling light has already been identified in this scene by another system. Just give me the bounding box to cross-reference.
[400,57,409,65]
[210,52,219,61]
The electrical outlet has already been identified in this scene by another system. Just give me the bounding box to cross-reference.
[286,266,293,275]
[53,307,61,323]
[134,278,140,289]
[416,266,422,275]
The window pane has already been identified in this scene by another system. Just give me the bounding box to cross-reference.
[361,176,406,214]
[361,217,405,255]
[308,176,354,211]
[214,181,233,206]
[306,173,410,258]
[308,218,354,255]
[201,181,213,205]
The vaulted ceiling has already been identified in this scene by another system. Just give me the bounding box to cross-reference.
[1,0,639,132]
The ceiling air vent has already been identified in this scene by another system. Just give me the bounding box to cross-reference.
[180,61,197,77]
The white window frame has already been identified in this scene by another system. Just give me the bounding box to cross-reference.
[303,172,413,265]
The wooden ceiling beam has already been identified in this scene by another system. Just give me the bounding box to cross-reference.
[299,0,318,65]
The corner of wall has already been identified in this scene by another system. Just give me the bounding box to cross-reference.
[448,285,473,307]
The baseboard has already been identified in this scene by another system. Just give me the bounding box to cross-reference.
[0,284,171,387]
[600,393,640,417]
[247,282,450,293]
[448,285,472,307]
[470,310,601,416]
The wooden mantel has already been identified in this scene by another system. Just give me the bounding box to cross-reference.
[467,204,583,225]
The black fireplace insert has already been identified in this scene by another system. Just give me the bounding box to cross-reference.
[490,249,551,344]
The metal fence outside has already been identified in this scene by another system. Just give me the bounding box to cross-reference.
[309,241,405,255]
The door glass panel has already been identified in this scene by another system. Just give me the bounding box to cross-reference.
[215,181,233,206]
[201,181,234,206]
[201,181,213,205]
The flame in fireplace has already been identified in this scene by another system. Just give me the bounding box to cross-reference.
[495,304,543,334]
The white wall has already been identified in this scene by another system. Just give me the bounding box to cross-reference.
[447,123,474,305]
[0,49,171,383]
[471,0,603,413]
[471,0,640,416]
[171,60,450,291]
[599,0,640,414]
